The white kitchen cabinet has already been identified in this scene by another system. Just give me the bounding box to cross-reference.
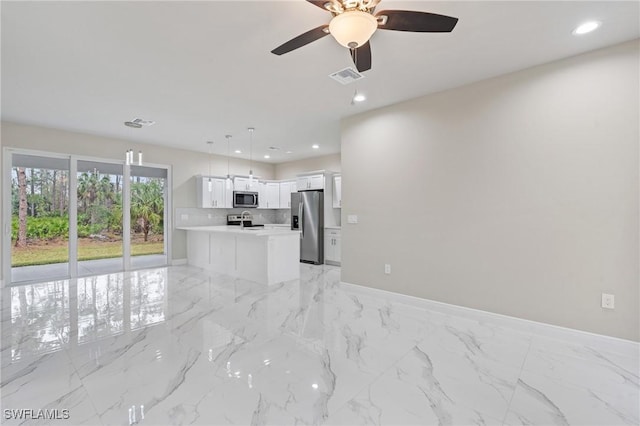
[265,182,280,209]
[257,182,267,209]
[196,176,229,208]
[296,174,324,191]
[332,175,342,208]
[258,182,282,209]
[324,228,341,265]
[183,227,300,285]
[279,181,297,209]
[234,176,259,192]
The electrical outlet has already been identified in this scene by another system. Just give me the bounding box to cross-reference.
[601,293,615,309]
[180,214,189,221]
[384,264,391,274]
[207,213,212,219]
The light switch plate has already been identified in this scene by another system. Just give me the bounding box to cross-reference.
[347,215,358,224]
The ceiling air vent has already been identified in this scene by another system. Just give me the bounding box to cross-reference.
[124,118,156,128]
[329,67,365,85]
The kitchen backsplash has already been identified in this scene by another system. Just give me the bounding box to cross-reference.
[175,208,290,228]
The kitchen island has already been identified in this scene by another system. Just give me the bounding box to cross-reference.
[178,226,300,285]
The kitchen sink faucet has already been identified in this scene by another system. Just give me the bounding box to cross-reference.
[240,211,251,228]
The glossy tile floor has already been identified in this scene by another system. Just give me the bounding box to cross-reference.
[0,265,638,425]
[10,254,167,284]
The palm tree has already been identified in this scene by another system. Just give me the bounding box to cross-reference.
[77,171,99,224]
[77,171,117,229]
[96,175,115,207]
[130,180,163,242]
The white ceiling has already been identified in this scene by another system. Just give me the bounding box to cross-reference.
[2,1,638,163]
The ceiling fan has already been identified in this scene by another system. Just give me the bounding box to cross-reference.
[271,0,458,73]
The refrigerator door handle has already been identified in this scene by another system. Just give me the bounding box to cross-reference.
[299,202,304,238]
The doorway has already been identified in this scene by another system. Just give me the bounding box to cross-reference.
[9,153,71,283]
[129,165,168,270]
[3,149,171,285]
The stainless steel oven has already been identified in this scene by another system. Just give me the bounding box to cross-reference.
[233,191,258,208]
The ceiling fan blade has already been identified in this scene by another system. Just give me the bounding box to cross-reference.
[375,10,458,32]
[306,0,328,10]
[271,25,329,56]
[350,42,372,72]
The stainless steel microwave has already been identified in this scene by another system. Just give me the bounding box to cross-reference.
[233,191,258,208]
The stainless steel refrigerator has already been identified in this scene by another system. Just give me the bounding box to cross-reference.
[291,191,324,264]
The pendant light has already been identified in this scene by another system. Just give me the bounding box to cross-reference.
[123,121,144,166]
[124,149,143,165]
[225,135,232,190]
[248,127,255,183]
[207,141,213,192]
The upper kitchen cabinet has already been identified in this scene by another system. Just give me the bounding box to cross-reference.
[257,182,267,209]
[234,176,259,192]
[333,175,342,208]
[296,173,324,191]
[265,182,280,209]
[258,181,280,209]
[279,181,297,209]
[196,176,230,208]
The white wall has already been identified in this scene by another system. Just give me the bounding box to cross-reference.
[341,40,639,341]
[275,153,341,180]
[1,122,275,263]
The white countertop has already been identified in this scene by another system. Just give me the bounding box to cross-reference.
[177,225,299,237]
[325,226,341,230]
[263,223,291,228]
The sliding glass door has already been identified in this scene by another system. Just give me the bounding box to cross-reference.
[10,154,71,283]
[76,160,124,275]
[3,149,170,285]
[130,165,168,269]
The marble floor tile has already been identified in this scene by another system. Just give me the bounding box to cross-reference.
[342,339,521,423]
[523,340,639,402]
[505,370,639,426]
[0,349,101,425]
[1,264,638,425]
[326,353,505,426]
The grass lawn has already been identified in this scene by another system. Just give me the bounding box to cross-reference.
[12,238,164,267]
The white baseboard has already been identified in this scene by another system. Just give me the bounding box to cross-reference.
[171,258,188,266]
[340,280,639,356]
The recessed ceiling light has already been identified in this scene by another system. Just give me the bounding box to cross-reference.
[264,155,270,159]
[235,150,242,154]
[573,21,601,35]
[353,92,366,103]
[286,151,293,154]
[312,144,320,149]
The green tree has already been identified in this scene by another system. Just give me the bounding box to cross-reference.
[77,171,116,229]
[131,180,163,242]
[77,171,99,224]
[16,167,28,247]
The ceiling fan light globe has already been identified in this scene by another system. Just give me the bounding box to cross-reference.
[329,11,377,48]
